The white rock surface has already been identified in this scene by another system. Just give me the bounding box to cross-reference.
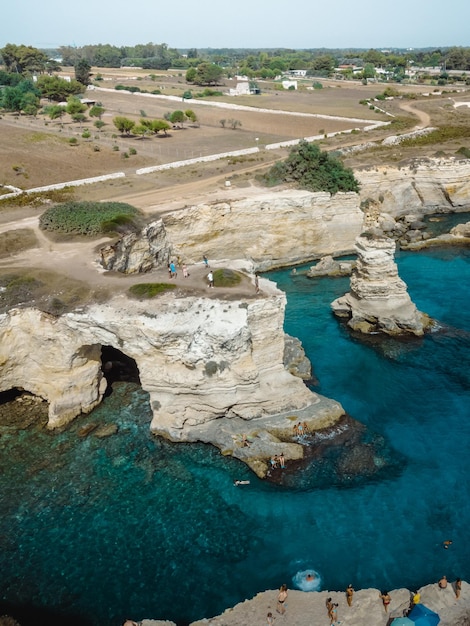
[0,289,343,476]
[140,581,470,626]
[331,234,430,335]
[356,158,470,217]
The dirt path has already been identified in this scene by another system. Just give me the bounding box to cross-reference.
[398,101,431,129]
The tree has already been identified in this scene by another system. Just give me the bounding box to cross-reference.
[94,120,105,132]
[194,63,224,86]
[71,112,87,127]
[184,109,197,124]
[89,104,105,120]
[113,116,135,135]
[75,59,92,85]
[46,104,66,121]
[0,43,49,75]
[169,110,185,127]
[362,63,376,80]
[151,119,170,135]
[66,96,86,116]
[21,92,40,116]
[263,140,359,194]
[36,75,84,101]
[185,67,197,83]
[0,80,40,113]
[133,123,152,139]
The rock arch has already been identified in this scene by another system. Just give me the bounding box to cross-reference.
[101,345,141,392]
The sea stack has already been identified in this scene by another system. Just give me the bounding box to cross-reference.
[331,232,432,336]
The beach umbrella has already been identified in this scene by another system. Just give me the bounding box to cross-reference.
[408,603,440,626]
[391,618,414,626]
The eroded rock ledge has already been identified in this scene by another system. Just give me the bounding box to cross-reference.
[132,581,470,626]
[0,286,344,477]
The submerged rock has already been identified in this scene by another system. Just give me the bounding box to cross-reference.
[306,255,355,277]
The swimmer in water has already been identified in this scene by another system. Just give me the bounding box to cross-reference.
[306,573,315,581]
[234,480,250,486]
[443,540,453,549]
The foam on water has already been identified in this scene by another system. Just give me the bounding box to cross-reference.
[1,245,469,625]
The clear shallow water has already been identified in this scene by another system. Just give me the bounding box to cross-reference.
[1,246,469,626]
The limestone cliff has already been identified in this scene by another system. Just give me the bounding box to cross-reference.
[356,157,470,217]
[0,288,344,476]
[331,233,431,336]
[100,188,364,273]
[100,159,470,276]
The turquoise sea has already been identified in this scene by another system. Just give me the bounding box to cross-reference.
[1,226,469,625]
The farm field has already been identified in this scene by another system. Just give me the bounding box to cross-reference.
[1,67,470,208]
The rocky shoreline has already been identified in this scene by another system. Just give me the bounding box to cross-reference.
[129,580,469,626]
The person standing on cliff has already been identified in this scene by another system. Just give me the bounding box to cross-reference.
[207,271,214,288]
[439,575,448,589]
[346,583,354,606]
[379,590,391,612]
[276,584,288,614]
[255,274,260,293]
[203,255,209,268]
[170,261,177,278]
[455,578,462,599]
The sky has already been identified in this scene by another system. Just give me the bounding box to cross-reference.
[1,0,469,51]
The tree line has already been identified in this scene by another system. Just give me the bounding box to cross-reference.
[3,42,470,76]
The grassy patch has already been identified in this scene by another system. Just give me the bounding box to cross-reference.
[400,126,470,147]
[213,268,243,287]
[0,229,38,258]
[0,269,99,315]
[128,282,176,298]
[0,188,73,209]
[39,201,142,237]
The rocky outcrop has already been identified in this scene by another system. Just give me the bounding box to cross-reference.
[133,581,470,626]
[0,287,345,476]
[100,219,171,273]
[331,233,432,336]
[100,189,364,273]
[306,254,355,277]
[398,220,470,251]
[283,334,313,380]
[357,157,470,217]
[188,582,470,626]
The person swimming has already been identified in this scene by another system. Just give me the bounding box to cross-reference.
[234,480,250,486]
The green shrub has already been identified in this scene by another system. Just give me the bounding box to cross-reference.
[82,130,91,139]
[69,137,78,145]
[129,147,137,155]
[456,146,470,158]
[213,268,242,287]
[39,201,141,236]
[128,283,176,298]
[261,140,359,194]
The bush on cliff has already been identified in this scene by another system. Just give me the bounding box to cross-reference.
[260,140,360,194]
[39,201,142,237]
[213,268,242,287]
[128,283,176,299]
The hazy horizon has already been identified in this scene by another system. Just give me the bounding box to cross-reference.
[1,0,468,51]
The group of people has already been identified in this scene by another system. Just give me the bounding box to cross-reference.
[167,259,190,279]
[438,575,462,598]
[270,453,286,469]
[293,421,309,438]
